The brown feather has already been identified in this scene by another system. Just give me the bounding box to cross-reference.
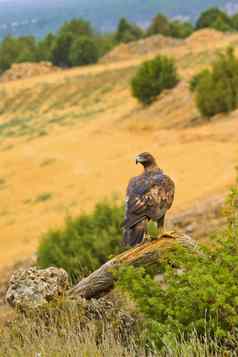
[123,153,175,246]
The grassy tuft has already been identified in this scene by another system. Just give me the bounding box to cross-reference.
[35,192,53,204]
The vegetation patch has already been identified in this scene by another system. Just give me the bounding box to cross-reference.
[131,55,179,105]
[37,201,124,282]
[35,179,238,354]
[116,184,238,350]
[40,158,57,167]
[0,178,6,186]
[0,296,143,356]
[35,192,53,204]
[189,69,211,92]
[191,47,238,118]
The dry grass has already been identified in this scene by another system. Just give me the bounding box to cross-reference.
[0,316,140,357]
[0,29,237,272]
[0,321,227,357]
[0,305,226,357]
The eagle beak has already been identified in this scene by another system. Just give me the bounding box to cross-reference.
[135,155,141,164]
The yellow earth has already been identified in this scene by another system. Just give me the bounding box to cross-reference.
[0,29,237,271]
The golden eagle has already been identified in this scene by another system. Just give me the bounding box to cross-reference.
[123,152,175,246]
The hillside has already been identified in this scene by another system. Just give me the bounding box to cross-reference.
[0,29,237,271]
[0,0,234,38]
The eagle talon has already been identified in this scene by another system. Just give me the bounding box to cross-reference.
[143,233,152,243]
[159,230,177,240]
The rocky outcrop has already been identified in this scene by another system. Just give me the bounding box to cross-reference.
[6,232,202,310]
[6,267,69,310]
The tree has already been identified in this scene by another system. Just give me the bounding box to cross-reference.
[95,33,116,57]
[211,17,233,32]
[69,36,99,66]
[196,7,232,31]
[37,33,56,62]
[131,55,179,105]
[59,18,93,38]
[231,13,238,31]
[51,32,74,67]
[0,36,38,72]
[170,20,193,39]
[115,18,143,43]
[0,36,20,72]
[15,36,38,63]
[147,13,171,36]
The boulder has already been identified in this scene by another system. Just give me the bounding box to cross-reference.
[6,267,69,310]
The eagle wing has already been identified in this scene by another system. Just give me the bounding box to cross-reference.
[124,171,175,229]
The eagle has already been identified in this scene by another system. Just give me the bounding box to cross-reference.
[123,152,175,247]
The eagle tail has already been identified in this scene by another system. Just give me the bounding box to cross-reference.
[123,220,146,247]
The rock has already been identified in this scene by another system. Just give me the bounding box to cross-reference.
[6,267,69,310]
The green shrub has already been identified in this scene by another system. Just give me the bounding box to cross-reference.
[69,36,99,66]
[196,7,233,32]
[51,32,74,67]
[37,201,124,282]
[146,13,194,39]
[170,20,194,39]
[147,13,171,37]
[131,55,179,105]
[117,183,238,350]
[115,18,143,43]
[0,36,38,73]
[232,13,238,31]
[59,18,93,38]
[36,33,56,62]
[189,69,210,92]
[194,47,238,117]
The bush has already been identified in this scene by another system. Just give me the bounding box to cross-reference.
[196,7,233,31]
[69,36,99,66]
[194,47,238,117]
[115,18,143,43]
[51,32,74,67]
[36,33,56,62]
[59,18,93,38]
[189,69,210,92]
[117,183,238,350]
[147,13,171,37]
[170,20,194,39]
[0,36,38,73]
[37,201,124,282]
[95,33,116,57]
[232,13,238,31]
[131,55,179,105]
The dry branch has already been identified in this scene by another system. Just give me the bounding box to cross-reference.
[69,231,201,299]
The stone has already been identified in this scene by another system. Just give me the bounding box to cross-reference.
[6,267,69,310]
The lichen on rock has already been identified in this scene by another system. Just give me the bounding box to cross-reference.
[6,267,69,310]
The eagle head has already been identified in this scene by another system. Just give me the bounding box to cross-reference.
[135,152,157,168]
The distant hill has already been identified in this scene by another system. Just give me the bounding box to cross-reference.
[0,0,236,38]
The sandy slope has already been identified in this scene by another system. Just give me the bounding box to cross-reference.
[0,29,237,270]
